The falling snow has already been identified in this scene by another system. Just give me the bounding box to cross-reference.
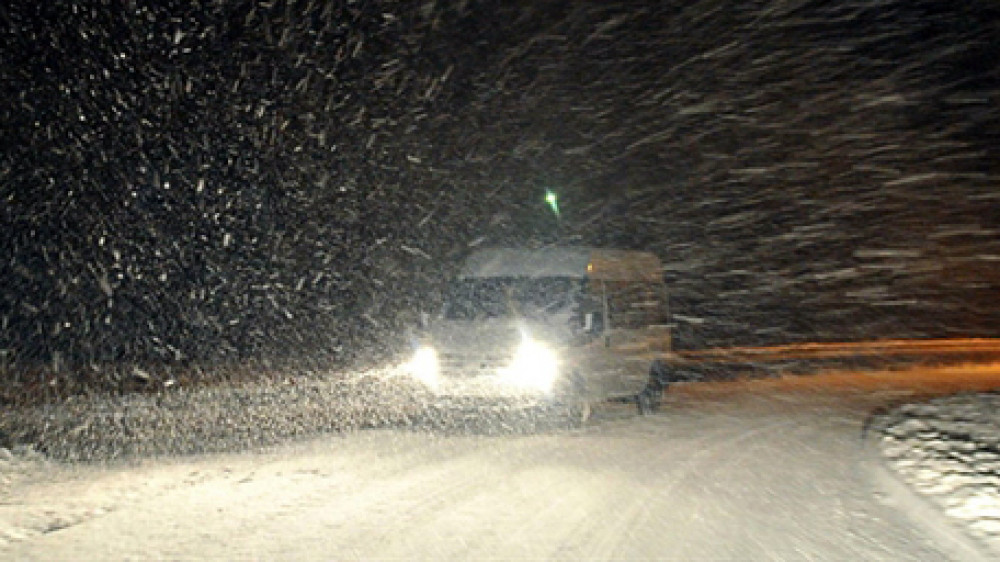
[1,1,998,379]
[3,5,1000,558]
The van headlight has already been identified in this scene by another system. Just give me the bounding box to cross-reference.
[405,346,439,389]
[501,337,559,394]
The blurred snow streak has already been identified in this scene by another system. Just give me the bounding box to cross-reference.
[0,0,998,369]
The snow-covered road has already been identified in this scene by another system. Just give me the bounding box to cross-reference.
[5,365,1000,561]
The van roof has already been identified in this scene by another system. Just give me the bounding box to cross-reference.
[457,247,662,282]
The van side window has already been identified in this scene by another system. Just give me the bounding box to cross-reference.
[575,281,604,333]
[603,280,669,329]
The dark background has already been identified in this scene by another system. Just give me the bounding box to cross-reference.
[2,0,999,372]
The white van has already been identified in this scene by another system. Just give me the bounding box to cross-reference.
[401,247,676,413]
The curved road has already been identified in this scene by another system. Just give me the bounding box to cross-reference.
[5,363,1000,560]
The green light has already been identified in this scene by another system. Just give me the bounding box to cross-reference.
[545,190,560,217]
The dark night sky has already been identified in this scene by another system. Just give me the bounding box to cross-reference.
[1,0,999,370]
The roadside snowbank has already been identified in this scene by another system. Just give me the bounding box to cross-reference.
[0,444,46,490]
[0,371,413,461]
[872,392,1000,553]
[0,369,580,462]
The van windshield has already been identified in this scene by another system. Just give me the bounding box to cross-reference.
[443,277,580,320]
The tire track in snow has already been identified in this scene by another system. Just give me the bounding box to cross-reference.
[556,414,798,559]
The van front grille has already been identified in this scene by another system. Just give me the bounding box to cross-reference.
[438,352,513,378]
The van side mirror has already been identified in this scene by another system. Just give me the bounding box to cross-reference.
[582,311,604,334]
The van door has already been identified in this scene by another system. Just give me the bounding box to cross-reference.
[567,278,670,400]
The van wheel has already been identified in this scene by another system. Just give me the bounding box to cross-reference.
[638,361,669,415]
[637,388,659,415]
[567,372,591,424]
[649,360,672,388]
